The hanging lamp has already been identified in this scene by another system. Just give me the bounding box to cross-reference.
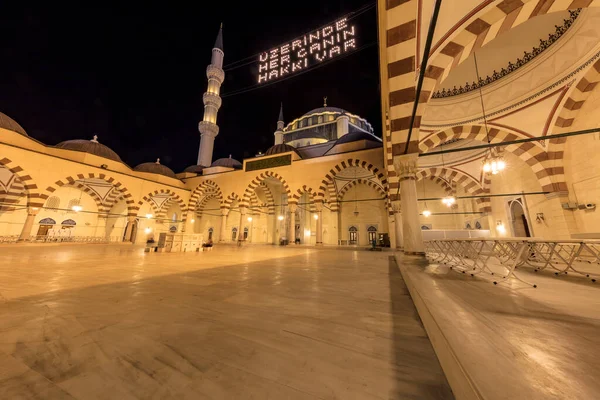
[474,53,505,175]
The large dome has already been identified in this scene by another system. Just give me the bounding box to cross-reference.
[0,112,28,136]
[134,159,177,178]
[265,143,298,156]
[211,156,242,169]
[336,131,382,144]
[55,136,121,162]
[302,106,346,117]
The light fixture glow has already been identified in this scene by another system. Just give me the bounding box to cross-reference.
[482,152,506,175]
[145,213,153,219]
[190,218,195,223]
[496,220,506,234]
[72,205,83,212]
[422,209,431,217]
[442,196,456,207]
[278,215,284,221]
[247,217,253,222]
[145,227,152,234]
[313,214,319,220]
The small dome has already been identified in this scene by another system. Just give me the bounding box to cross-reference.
[211,155,242,169]
[336,131,382,144]
[0,112,28,136]
[134,158,177,179]
[183,164,205,174]
[55,136,121,161]
[265,143,299,156]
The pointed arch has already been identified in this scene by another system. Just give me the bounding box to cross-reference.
[293,185,317,204]
[242,171,292,207]
[42,173,136,216]
[223,192,242,208]
[188,179,223,212]
[138,188,187,220]
[419,124,566,194]
[317,158,388,200]
[338,179,387,200]
[256,182,275,214]
[0,158,41,208]
[195,193,220,217]
[417,167,490,212]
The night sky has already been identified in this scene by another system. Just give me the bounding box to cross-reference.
[0,1,380,172]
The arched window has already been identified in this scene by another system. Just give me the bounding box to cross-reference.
[328,114,334,122]
[367,226,377,243]
[172,213,177,222]
[318,115,323,124]
[243,227,249,239]
[208,227,214,240]
[46,196,60,211]
[231,227,238,241]
[67,199,80,214]
[349,226,358,245]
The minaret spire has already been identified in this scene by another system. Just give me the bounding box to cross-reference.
[197,24,225,167]
[274,103,285,145]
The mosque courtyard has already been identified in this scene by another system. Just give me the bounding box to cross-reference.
[0,244,452,399]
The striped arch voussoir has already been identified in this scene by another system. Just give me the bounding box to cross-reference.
[44,173,136,216]
[243,171,291,207]
[0,158,41,207]
[318,158,388,200]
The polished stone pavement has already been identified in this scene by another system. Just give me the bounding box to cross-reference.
[0,244,452,399]
[399,255,600,400]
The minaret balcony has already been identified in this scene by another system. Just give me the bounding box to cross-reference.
[206,65,224,84]
[198,120,219,137]
[203,92,222,109]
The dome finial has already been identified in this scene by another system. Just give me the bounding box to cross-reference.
[91,135,98,143]
[323,96,327,107]
[156,158,160,164]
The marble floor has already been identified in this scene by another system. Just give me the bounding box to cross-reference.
[399,255,600,400]
[0,244,452,399]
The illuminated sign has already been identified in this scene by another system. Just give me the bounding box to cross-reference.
[257,18,356,84]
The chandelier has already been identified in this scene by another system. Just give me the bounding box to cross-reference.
[442,196,455,207]
[482,149,506,175]
[474,53,505,176]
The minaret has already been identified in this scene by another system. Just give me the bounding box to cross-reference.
[274,103,284,145]
[198,24,224,167]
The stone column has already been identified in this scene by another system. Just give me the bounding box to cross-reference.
[238,207,246,242]
[219,208,229,242]
[288,204,297,244]
[94,215,108,238]
[392,201,403,250]
[315,201,323,245]
[123,216,137,243]
[394,154,424,255]
[18,207,40,242]
[267,213,275,244]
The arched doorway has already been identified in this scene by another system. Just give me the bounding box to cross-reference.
[508,199,531,238]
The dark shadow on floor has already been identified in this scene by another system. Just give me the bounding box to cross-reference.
[388,256,454,399]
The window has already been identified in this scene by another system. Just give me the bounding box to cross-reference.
[349,226,358,245]
[46,196,60,211]
[243,227,249,239]
[367,226,377,243]
[231,227,238,241]
[328,114,334,122]
[318,115,323,124]
[208,227,214,240]
[172,213,177,222]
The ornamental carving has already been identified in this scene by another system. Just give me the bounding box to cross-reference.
[198,121,219,137]
[393,154,419,180]
[432,9,580,99]
[206,65,225,84]
[202,92,222,109]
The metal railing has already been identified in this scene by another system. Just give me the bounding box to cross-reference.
[425,238,600,287]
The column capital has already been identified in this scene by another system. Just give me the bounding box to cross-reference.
[220,207,230,216]
[288,204,298,213]
[393,153,419,181]
[391,200,402,213]
[314,200,324,212]
[128,216,137,222]
[27,207,41,216]
[239,206,247,215]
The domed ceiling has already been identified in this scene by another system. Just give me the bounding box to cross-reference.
[435,10,573,96]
